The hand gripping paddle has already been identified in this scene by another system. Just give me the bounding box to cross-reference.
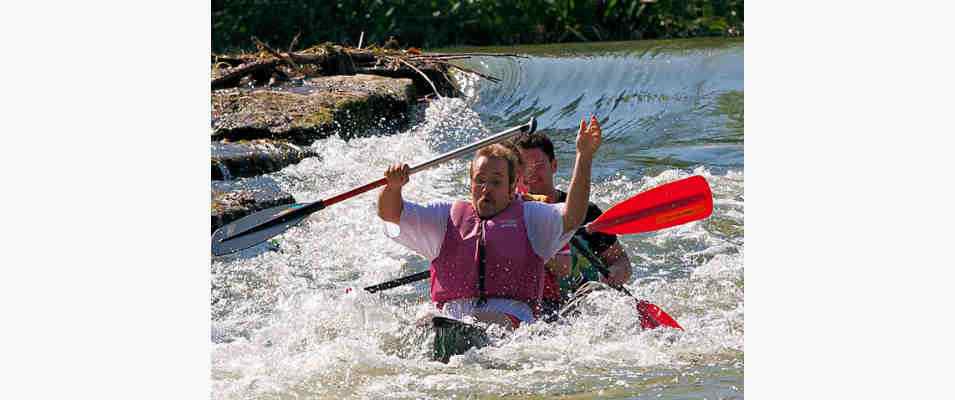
[212,118,537,256]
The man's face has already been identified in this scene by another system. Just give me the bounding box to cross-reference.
[470,156,515,218]
[518,147,557,195]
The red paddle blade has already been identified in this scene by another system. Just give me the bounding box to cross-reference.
[587,175,713,235]
[636,301,684,331]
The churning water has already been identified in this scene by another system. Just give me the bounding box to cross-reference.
[212,37,743,399]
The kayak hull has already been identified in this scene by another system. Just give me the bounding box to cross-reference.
[431,316,489,363]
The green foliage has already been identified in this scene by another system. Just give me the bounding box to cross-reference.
[212,0,743,53]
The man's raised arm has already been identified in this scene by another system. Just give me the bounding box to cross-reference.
[562,116,602,233]
[378,163,410,224]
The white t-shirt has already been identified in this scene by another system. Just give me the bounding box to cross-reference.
[384,198,574,323]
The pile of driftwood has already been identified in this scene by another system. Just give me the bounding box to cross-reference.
[211,36,522,97]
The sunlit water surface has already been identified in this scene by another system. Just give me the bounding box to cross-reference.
[212,37,743,399]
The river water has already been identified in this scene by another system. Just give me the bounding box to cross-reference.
[212,37,744,399]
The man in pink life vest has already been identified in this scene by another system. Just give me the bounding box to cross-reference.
[377,116,603,330]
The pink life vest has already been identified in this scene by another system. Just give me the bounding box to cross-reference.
[430,196,545,306]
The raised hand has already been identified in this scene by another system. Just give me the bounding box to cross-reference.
[576,115,603,157]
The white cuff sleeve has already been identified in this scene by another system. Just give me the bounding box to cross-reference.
[383,200,452,261]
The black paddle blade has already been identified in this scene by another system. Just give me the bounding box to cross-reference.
[211,203,311,257]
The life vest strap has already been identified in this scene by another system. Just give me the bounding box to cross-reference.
[476,220,488,306]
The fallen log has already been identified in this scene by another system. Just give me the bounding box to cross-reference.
[212,59,280,90]
[211,38,513,92]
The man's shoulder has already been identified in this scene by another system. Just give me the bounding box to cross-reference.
[407,198,455,208]
[554,189,604,223]
[553,189,601,205]
[521,199,564,224]
[404,199,455,218]
[555,189,568,202]
[522,199,560,211]
[552,189,617,250]
[521,193,549,203]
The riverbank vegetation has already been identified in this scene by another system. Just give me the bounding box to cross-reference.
[213,0,743,53]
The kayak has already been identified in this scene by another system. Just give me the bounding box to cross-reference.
[428,282,613,363]
[431,316,489,363]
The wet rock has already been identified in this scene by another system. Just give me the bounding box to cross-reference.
[212,139,318,180]
[211,74,415,144]
[211,176,295,233]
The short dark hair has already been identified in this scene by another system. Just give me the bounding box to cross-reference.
[471,144,519,187]
[501,140,525,169]
[514,132,555,161]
